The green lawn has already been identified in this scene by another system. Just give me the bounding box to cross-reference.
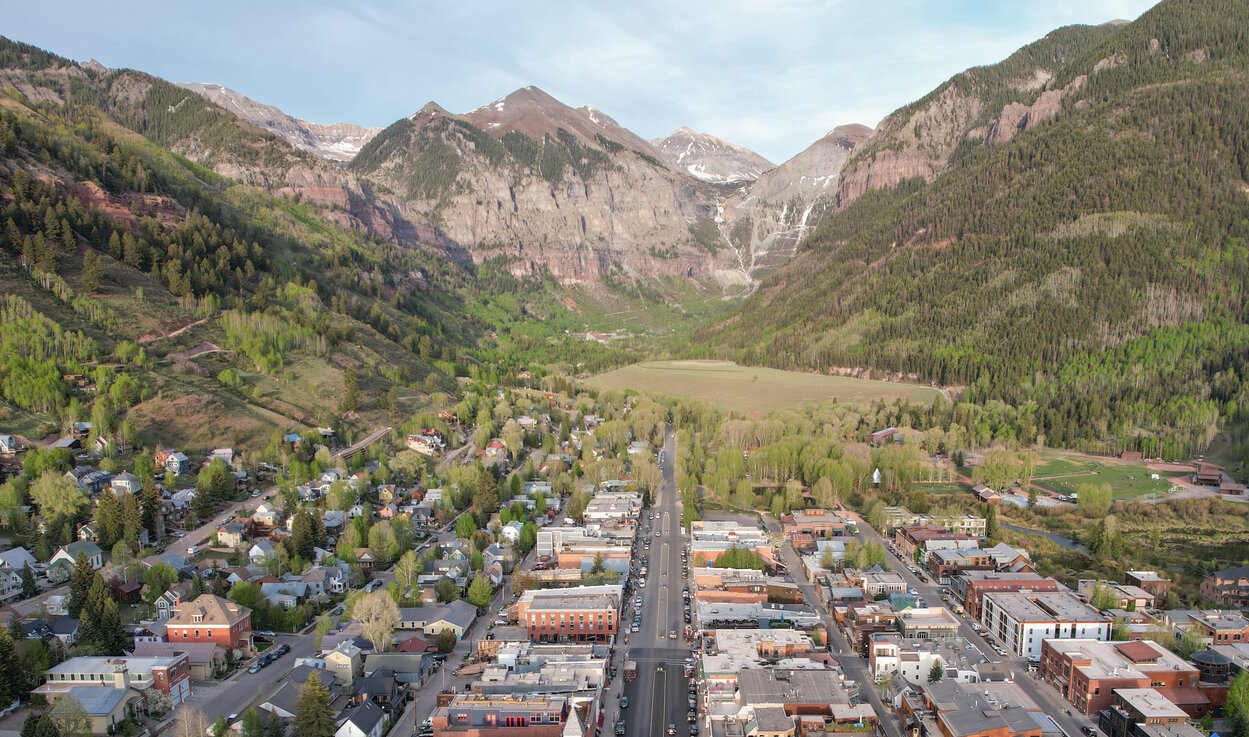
[1035,467,1173,500]
[585,360,943,415]
[1031,454,1100,477]
[917,482,972,495]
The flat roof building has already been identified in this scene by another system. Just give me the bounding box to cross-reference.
[980,591,1108,660]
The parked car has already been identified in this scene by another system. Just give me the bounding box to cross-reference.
[619,696,629,709]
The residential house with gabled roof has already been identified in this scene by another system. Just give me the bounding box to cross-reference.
[336,700,387,737]
[0,565,23,602]
[217,522,248,550]
[110,471,141,495]
[51,540,103,570]
[154,582,193,620]
[249,540,276,564]
[252,503,281,527]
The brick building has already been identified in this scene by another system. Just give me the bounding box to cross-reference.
[1125,571,1171,600]
[1201,567,1249,609]
[432,694,570,737]
[955,572,1064,620]
[1040,639,1206,717]
[36,654,192,705]
[524,593,617,643]
[166,594,252,652]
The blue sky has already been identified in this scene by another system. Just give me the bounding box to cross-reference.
[1,0,1159,163]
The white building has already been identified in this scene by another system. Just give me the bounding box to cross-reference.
[980,591,1109,659]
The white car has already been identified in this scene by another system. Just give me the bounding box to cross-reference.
[186,545,199,555]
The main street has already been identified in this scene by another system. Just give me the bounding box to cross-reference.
[621,429,691,737]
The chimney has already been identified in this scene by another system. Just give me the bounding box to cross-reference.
[113,663,130,690]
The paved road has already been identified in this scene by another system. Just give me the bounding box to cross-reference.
[848,513,1094,736]
[179,630,318,725]
[622,430,692,737]
[775,540,902,737]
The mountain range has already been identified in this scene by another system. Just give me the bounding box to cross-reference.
[0,0,1246,465]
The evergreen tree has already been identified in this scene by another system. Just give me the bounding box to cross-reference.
[292,672,335,737]
[80,250,103,293]
[263,712,285,737]
[928,661,943,683]
[240,708,265,737]
[92,491,122,550]
[140,482,161,539]
[0,631,18,706]
[67,552,94,618]
[98,598,128,656]
[291,511,315,562]
[121,493,142,550]
[20,562,36,598]
[7,612,24,641]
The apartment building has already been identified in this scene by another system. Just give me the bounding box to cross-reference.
[980,591,1109,660]
[165,594,253,652]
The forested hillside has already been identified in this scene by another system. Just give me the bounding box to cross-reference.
[698,0,1249,460]
[0,38,635,450]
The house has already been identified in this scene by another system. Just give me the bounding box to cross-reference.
[1202,567,1249,608]
[324,640,363,685]
[153,584,193,624]
[395,636,435,653]
[355,549,375,570]
[252,503,281,527]
[0,434,19,455]
[351,667,400,708]
[51,541,104,570]
[483,543,513,571]
[66,466,112,493]
[398,600,478,640]
[377,486,398,504]
[49,616,81,646]
[155,450,191,476]
[378,503,398,520]
[335,701,387,737]
[217,523,249,550]
[0,565,23,602]
[0,547,38,571]
[249,540,276,564]
[73,523,100,544]
[110,472,141,495]
[49,685,144,735]
[166,594,253,652]
[500,521,524,545]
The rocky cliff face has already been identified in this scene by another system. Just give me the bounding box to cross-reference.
[650,127,774,184]
[717,124,872,279]
[349,88,735,284]
[836,23,1119,209]
[178,83,381,161]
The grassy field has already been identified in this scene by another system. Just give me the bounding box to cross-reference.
[585,360,943,415]
[1035,467,1174,500]
[1031,454,1100,477]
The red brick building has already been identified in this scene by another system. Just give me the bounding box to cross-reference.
[166,594,253,652]
[433,694,569,737]
[524,593,617,643]
[1040,639,1206,717]
[960,574,1063,620]
[1125,571,1171,599]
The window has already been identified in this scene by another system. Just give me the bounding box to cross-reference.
[455,714,468,723]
